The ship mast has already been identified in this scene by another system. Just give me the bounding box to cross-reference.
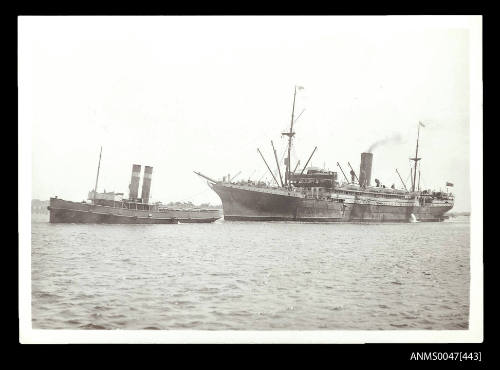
[282,86,302,188]
[93,146,102,203]
[410,123,422,192]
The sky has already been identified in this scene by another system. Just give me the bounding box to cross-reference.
[20,16,481,211]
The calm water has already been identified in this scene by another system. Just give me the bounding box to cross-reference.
[31,215,470,330]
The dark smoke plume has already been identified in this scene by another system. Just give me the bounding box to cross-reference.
[367,133,403,153]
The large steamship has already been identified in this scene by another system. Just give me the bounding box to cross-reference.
[48,149,221,224]
[195,86,454,222]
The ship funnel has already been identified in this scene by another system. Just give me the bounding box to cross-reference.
[359,152,373,187]
[141,166,153,203]
[128,164,141,200]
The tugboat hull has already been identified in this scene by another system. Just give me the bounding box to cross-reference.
[48,198,221,224]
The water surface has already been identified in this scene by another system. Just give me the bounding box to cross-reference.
[31,215,470,330]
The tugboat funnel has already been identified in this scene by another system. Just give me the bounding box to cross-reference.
[141,166,153,203]
[129,164,141,200]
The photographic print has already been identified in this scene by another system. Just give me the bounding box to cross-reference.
[19,15,483,343]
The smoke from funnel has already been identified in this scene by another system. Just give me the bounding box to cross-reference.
[367,133,403,153]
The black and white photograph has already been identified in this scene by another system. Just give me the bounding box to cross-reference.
[19,15,483,343]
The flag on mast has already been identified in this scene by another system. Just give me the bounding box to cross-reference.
[419,121,426,127]
[446,182,454,187]
[297,86,304,90]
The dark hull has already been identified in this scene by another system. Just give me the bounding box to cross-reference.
[48,198,221,224]
[211,184,452,223]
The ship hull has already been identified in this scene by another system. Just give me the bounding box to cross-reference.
[48,198,221,224]
[211,183,452,223]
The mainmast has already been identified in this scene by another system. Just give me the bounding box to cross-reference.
[410,123,422,192]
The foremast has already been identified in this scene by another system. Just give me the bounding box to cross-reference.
[282,85,303,188]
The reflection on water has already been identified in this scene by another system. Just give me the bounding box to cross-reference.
[31,215,470,330]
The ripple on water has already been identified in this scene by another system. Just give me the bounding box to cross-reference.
[79,323,108,330]
[390,323,409,328]
[93,305,111,311]
[65,319,81,326]
[34,292,63,300]
[31,220,471,330]
[328,305,344,311]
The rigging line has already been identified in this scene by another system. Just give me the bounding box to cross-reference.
[236,126,280,149]
[258,169,268,182]
[276,146,288,182]
[243,122,294,155]
[280,145,287,159]
[245,169,257,180]
[404,171,411,184]
[275,145,287,168]
[291,145,301,163]
[419,169,425,190]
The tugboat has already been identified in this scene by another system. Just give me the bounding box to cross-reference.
[48,148,222,224]
[195,86,454,222]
